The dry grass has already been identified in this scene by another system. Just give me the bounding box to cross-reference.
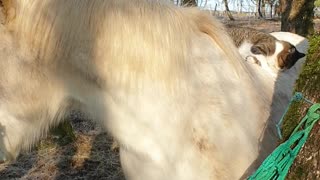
[0,113,124,180]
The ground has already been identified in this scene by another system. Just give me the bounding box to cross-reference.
[0,16,319,180]
[0,112,125,180]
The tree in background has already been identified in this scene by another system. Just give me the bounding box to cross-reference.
[182,0,197,6]
[274,1,281,17]
[236,0,244,13]
[280,0,315,36]
[280,2,318,178]
[257,0,264,18]
[282,33,320,180]
[257,0,276,18]
[223,0,235,20]
[265,0,278,18]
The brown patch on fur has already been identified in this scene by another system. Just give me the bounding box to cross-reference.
[226,26,277,56]
[277,41,305,69]
[0,0,15,23]
[192,128,216,153]
[195,137,209,152]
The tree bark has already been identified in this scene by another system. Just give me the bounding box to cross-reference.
[224,0,235,21]
[280,0,315,36]
[282,33,320,179]
[182,0,197,6]
[261,0,266,17]
[258,0,264,18]
[274,3,280,17]
[214,3,218,15]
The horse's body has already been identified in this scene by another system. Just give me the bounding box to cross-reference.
[0,0,305,179]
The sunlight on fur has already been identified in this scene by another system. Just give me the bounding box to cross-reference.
[0,0,305,179]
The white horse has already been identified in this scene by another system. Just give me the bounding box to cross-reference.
[0,0,304,179]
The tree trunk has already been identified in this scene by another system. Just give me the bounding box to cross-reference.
[199,0,208,7]
[223,0,235,21]
[270,4,273,18]
[274,3,279,17]
[214,3,218,15]
[182,0,197,6]
[261,0,266,17]
[258,0,264,18]
[282,33,320,179]
[280,0,315,36]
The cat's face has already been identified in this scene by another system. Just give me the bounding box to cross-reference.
[276,41,305,69]
[250,40,305,71]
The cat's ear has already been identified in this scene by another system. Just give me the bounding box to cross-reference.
[250,45,267,55]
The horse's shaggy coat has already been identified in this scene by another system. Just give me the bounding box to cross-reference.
[0,0,300,179]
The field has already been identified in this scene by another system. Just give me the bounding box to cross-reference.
[0,16,319,180]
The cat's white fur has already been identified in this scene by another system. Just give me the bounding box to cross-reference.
[238,41,285,77]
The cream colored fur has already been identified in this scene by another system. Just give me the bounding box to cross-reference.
[0,0,274,179]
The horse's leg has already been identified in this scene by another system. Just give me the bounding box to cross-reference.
[0,78,72,161]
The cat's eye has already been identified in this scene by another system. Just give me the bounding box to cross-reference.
[288,48,296,53]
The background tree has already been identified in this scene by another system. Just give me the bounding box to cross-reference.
[199,0,208,7]
[282,33,320,179]
[223,0,235,20]
[237,0,244,13]
[265,0,278,18]
[261,0,266,16]
[182,0,197,6]
[256,0,265,18]
[280,0,315,36]
[274,1,281,17]
[280,2,319,178]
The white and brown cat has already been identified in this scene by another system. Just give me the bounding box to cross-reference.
[227,26,305,77]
